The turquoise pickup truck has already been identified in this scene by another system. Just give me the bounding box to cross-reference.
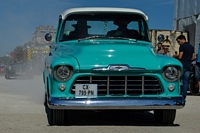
[43,7,184,125]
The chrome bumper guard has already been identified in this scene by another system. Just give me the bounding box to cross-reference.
[48,97,185,110]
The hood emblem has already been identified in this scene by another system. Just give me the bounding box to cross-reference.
[108,65,129,71]
[92,64,145,71]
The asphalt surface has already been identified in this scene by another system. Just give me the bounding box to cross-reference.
[0,74,199,133]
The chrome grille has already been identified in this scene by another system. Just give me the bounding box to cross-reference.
[71,76,162,96]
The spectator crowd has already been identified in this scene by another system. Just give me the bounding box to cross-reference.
[157,35,200,99]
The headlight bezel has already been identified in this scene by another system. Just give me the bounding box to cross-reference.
[162,66,181,82]
[54,65,73,81]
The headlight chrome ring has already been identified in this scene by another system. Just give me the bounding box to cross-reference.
[54,65,73,81]
[163,66,180,82]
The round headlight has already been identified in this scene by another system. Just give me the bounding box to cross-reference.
[163,66,179,81]
[56,66,71,80]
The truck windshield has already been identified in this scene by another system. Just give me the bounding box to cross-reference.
[59,13,150,42]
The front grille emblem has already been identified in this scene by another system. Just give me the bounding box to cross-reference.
[92,64,145,71]
[108,65,129,71]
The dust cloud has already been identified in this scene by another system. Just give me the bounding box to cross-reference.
[0,72,45,105]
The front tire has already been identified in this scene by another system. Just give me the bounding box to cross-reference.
[44,94,47,105]
[48,109,67,126]
[5,74,10,79]
[154,109,176,124]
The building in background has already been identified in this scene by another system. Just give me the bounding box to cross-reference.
[33,25,56,44]
[173,0,200,53]
[23,25,56,74]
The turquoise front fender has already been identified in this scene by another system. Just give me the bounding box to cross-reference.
[157,55,183,71]
[44,54,80,97]
[50,54,80,71]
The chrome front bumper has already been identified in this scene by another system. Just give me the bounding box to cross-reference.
[48,97,185,110]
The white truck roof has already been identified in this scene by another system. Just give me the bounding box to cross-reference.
[60,7,148,20]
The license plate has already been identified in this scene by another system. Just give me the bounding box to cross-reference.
[75,84,97,98]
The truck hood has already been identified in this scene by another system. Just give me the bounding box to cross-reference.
[55,41,158,70]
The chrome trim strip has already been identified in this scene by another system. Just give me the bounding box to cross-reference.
[125,76,127,95]
[48,97,185,110]
[142,76,144,94]
[90,76,92,83]
[107,76,109,95]
[92,68,146,71]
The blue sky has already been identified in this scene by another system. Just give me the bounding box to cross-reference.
[0,0,174,57]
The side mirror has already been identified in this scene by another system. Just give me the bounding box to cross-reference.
[45,33,52,41]
[157,34,164,43]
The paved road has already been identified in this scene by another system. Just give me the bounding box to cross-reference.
[0,74,199,133]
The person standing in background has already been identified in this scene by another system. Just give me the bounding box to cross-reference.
[157,42,163,54]
[176,35,195,100]
[163,47,171,56]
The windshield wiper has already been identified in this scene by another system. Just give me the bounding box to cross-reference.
[78,36,107,42]
[107,37,137,42]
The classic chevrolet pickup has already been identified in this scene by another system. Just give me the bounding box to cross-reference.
[43,7,184,125]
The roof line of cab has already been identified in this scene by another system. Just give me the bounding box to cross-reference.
[60,7,148,20]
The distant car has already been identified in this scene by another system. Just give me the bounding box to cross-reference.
[5,63,33,79]
[43,7,184,125]
[5,51,33,79]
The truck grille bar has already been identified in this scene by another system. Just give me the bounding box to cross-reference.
[71,76,162,96]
